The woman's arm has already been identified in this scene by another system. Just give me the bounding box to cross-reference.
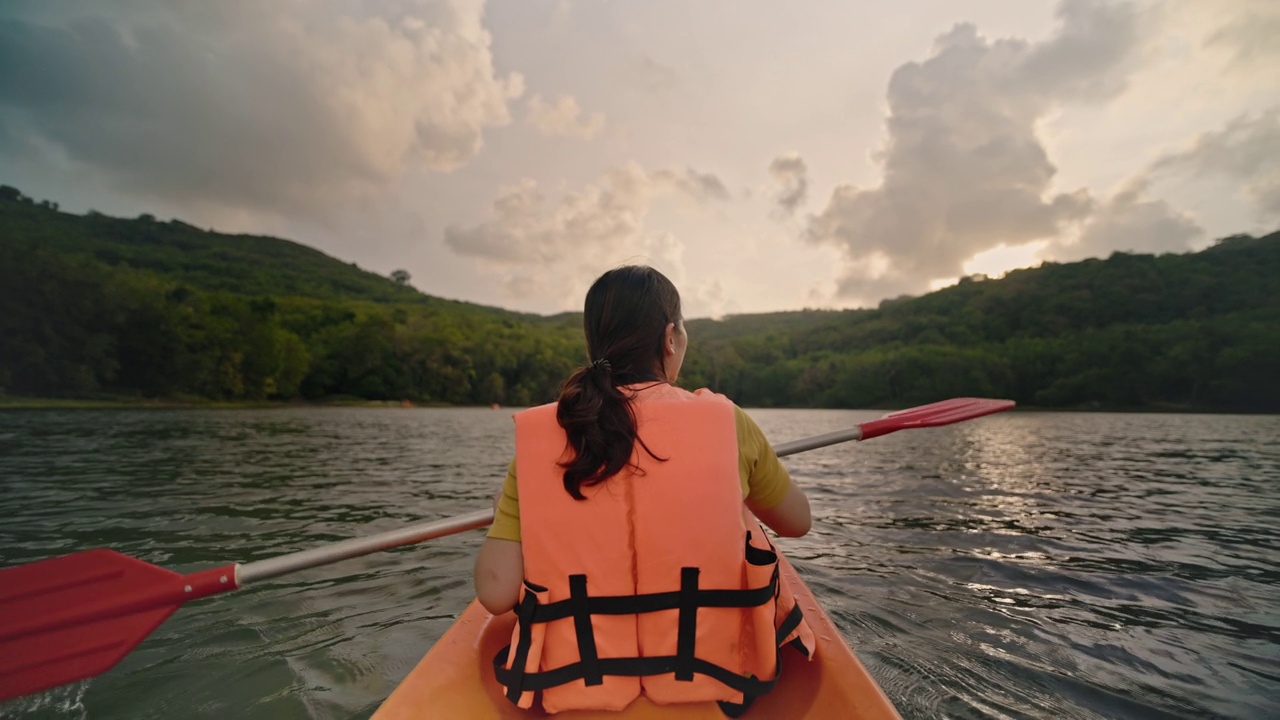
[473,464,526,614]
[748,480,811,537]
[735,405,812,537]
[474,537,524,614]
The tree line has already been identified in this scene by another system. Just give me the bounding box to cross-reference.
[679,235,1279,411]
[2,186,1276,411]
[0,240,583,405]
[0,188,582,405]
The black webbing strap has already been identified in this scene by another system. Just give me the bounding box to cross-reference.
[502,589,541,703]
[522,573,777,623]
[718,601,810,718]
[775,603,804,647]
[744,535,775,566]
[492,650,783,696]
[568,575,603,686]
[717,695,753,719]
[491,597,812,701]
[675,567,700,681]
[492,553,805,712]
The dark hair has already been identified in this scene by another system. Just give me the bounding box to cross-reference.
[556,266,682,500]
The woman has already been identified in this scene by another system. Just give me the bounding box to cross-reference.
[474,266,815,715]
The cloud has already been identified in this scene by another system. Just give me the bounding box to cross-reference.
[443,163,727,306]
[768,154,808,215]
[1054,179,1202,261]
[806,0,1144,303]
[1011,0,1146,102]
[1201,0,1280,68]
[685,278,729,320]
[1150,108,1280,221]
[525,94,605,139]
[633,56,679,94]
[652,167,731,203]
[0,0,523,219]
[444,167,652,266]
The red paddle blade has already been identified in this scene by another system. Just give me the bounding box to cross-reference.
[0,549,237,701]
[859,397,1015,440]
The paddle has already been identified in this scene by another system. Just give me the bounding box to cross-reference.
[0,396,1013,701]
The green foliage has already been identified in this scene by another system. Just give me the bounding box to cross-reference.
[0,192,583,405]
[681,233,1280,411]
[1,186,1276,411]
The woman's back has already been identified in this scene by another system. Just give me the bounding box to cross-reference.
[473,265,814,715]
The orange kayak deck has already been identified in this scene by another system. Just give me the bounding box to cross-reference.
[373,554,902,719]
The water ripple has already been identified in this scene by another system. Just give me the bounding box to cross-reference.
[1,408,1278,719]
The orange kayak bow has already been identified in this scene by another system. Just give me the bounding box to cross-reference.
[372,551,903,719]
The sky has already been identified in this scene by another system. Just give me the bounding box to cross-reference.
[1,0,1277,318]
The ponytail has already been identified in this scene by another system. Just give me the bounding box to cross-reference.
[555,266,681,500]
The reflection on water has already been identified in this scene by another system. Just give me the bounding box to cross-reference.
[1,408,1278,719]
[0,683,88,720]
[764,411,1280,720]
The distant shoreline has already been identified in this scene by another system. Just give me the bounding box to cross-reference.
[0,397,456,410]
[1,396,1272,415]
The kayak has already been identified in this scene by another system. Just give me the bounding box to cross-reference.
[372,552,902,719]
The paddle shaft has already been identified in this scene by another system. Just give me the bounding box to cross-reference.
[241,396,1016,584]
[239,509,492,584]
[238,418,870,584]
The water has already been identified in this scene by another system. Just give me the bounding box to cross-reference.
[1,408,1277,719]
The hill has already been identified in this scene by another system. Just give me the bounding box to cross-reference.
[2,184,1276,411]
[0,186,582,404]
[679,232,1279,411]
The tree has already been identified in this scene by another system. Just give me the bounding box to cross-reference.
[391,269,411,285]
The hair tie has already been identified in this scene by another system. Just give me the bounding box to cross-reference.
[591,358,612,372]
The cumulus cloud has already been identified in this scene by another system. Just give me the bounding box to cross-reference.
[652,167,732,203]
[1150,109,1280,221]
[1201,0,1280,68]
[806,0,1145,302]
[0,0,523,218]
[443,164,727,306]
[768,154,808,215]
[525,94,605,139]
[1054,179,1202,261]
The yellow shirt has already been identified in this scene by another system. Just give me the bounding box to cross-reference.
[487,404,790,542]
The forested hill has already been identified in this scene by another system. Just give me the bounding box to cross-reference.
[0,186,500,309]
[2,184,1276,411]
[679,231,1279,411]
[0,186,583,404]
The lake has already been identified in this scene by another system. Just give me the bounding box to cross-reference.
[1,407,1277,719]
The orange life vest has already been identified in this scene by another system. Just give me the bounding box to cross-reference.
[493,384,815,715]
